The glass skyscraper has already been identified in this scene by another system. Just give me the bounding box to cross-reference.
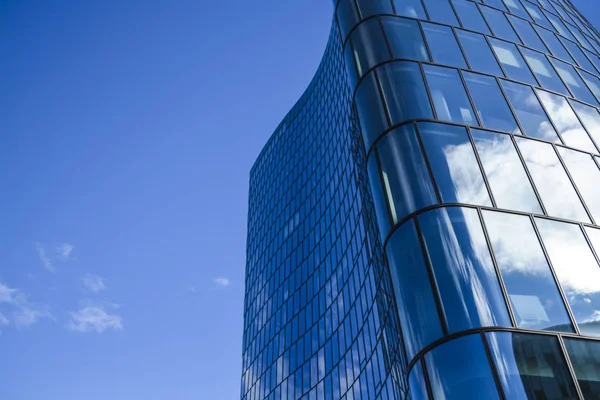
[242,1,600,399]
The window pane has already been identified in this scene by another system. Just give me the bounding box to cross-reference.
[521,48,570,96]
[355,72,388,149]
[351,18,390,77]
[419,207,511,332]
[503,0,530,19]
[517,137,590,222]
[481,5,521,43]
[393,0,427,19]
[472,130,541,213]
[580,70,600,104]
[381,17,429,62]
[422,0,459,25]
[483,0,507,12]
[570,100,600,146]
[423,65,476,125]
[501,80,561,142]
[559,148,600,223]
[456,30,503,76]
[487,332,578,400]
[386,220,443,360]
[490,38,537,85]
[337,0,360,40]
[483,211,573,331]
[463,72,520,133]
[418,123,491,205]
[452,0,490,33]
[378,124,437,223]
[523,3,553,30]
[561,38,597,73]
[426,334,500,400]
[378,62,433,125]
[551,58,600,106]
[564,338,600,398]
[535,26,576,64]
[355,0,393,18]
[422,23,467,68]
[409,360,429,400]
[536,218,600,336]
[537,90,597,153]
[367,152,391,238]
[508,15,549,53]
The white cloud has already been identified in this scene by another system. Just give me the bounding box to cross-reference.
[56,243,74,260]
[0,281,53,328]
[82,274,106,293]
[35,243,56,273]
[67,305,123,333]
[214,277,231,287]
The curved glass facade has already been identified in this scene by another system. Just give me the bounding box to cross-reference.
[243,0,600,399]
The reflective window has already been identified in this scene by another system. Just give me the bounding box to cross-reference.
[535,26,576,64]
[423,65,476,125]
[393,0,427,19]
[569,100,600,147]
[490,38,537,85]
[551,58,599,106]
[503,0,531,20]
[564,338,600,398]
[422,0,459,25]
[378,62,433,125]
[473,130,541,213]
[558,148,600,223]
[580,70,600,104]
[451,0,490,34]
[381,17,429,62]
[584,49,600,74]
[426,334,500,400]
[483,211,573,331]
[483,0,507,12]
[456,30,503,76]
[536,218,600,336]
[378,124,437,223]
[351,18,390,77]
[418,123,491,205]
[422,23,467,68]
[419,207,511,332]
[487,332,579,399]
[561,38,597,73]
[517,137,590,222]
[409,360,430,400]
[463,72,520,133]
[501,80,561,142]
[523,2,553,30]
[367,153,391,238]
[355,72,388,149]
[355,0,393,18]
[546,12,575,41]
[537,90,597,153]
[481,5,521,43]
[508,15,549,53]
[386,221,443,360]
[521,48,570,96]
[337,0,360,40]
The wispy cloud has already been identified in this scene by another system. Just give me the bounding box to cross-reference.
[35,242,75,272]
[66,304,123,333]
[82,274,106,293]
[56,243,74,260]
[0,281,53,328]
[213,277,231,287]
[35,243,56,273]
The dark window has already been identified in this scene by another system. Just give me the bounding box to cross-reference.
[456,30,503,76]
[451,0,490,33]
[355,72,388,149]
[367,152,391,237]
[381,17,429,61]
[481,5,521,43]
[423,65,476,125]
[355,0,393,18]
[422,0,459,25]
[422,23,467,68]
[564,338,600,399]
[409,360,430,400]
[350,18,390,77]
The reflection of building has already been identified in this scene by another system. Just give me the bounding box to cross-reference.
[241,0,600,398]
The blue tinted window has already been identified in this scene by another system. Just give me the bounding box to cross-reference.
[422,23,467,68]
[473,130,541,213]
[381,17,429,61]
[463,72,519,133]
[426,334,500,400]
[551,58,600,106]
[418,123,490,205]
[367,152,391,237]
[393,0,427,19]
[564,338,600,399]
[570,100,600,147]
[409,360,430,400]
[351,18,390,77]
[487,332,579,399]
[503,0,531,20]
[386,220,443,359]
[378,62,433,125]
[580,69,600,104]
[355,72,388,149]
[535,26,575,64]
[501,80,561,142]
[561,38,597,73]
[423,65,476,125]
[483,211,573,332]
[490,38,537,85]
[523,2,553,30]
[483,0,507,12]
[508,15,549,53]
[521,48,570,96]
[422,0,459,25]
[419,207,511,332]
[378,124,437,223]
[355,0,393,18]
[451,0,490,34]
[558,148,600,222]
[456,30,503,76]
[337,0,360,39]
[481,5,521,43]
[546,10,574,41]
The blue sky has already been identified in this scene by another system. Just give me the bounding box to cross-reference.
[1,1,599,399]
